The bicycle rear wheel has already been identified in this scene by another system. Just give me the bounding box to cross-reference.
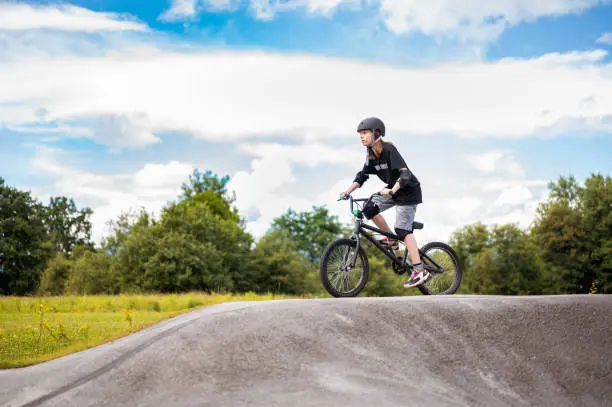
[319,238,369,297]
[418,241,462,295]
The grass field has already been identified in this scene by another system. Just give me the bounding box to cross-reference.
[0,291,308,369]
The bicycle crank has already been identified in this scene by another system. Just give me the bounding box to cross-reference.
[391,257,408,275]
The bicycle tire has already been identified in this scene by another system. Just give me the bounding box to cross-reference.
[319,238,369,298]
[417,241,462,295]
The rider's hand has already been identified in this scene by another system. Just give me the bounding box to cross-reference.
[380,188,393,198]
[339,191,349,199]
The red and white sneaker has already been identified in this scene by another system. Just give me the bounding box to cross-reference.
[404,265,430,288]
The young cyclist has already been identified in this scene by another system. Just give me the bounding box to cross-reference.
[339,117,429,288]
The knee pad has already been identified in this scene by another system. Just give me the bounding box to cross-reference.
[394,228,412,240]
[363,202,380,220]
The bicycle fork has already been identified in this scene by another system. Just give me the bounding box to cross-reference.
[345,218,363,269]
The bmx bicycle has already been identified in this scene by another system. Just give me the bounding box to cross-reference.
[319,193,462,297]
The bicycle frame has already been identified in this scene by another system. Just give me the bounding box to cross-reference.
[342,194,445,273]
[350,215,411,269]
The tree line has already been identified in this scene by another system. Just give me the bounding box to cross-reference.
[0,170,610,297]
[451,174,611,295]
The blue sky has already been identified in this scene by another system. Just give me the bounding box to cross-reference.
[35,0,612,57]
[1,0,611,244]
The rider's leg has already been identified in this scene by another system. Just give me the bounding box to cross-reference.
[394,204,429,287]
[394,204,418,259]
[364,196,399,248]
[371,213,392,234]
[404,233,421,265]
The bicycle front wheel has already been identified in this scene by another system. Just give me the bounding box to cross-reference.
[319,238,369,297]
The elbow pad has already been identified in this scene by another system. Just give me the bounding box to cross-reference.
[398,169,412,188]
[353,171,369,186]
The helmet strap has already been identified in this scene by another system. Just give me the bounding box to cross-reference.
[368,134,381,147]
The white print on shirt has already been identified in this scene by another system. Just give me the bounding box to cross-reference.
[374,163,388,171]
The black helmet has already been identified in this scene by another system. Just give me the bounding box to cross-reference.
[357,117,385,138]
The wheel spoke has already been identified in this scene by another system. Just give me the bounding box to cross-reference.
[330,271,342,288]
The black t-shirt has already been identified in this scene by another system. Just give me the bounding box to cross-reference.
[353,143,422,205]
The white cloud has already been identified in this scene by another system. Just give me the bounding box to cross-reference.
[467,151,507,173]
[30,147,194,244]
[467,150,525,178]
[0,104,40,127]
[2,47,612,149]
[478,179,550,192]
[160,0,359,21]
[248,0,359,20]
[158,0,198,22]
[377,0,609,42]
[596,32,612,44]
[481,187,549,229]
[493,185,533,207]
[411,180,548,244]
[236,142,364,167]
[227,141,365,237]
[162,0,610,43]
[0,3,148,32]
[300,0,351,14]
[87,112,161,151]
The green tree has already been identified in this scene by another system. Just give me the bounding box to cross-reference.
[469,248,496,294]
[531,174,612,294]
[0,177,53,295]
[177,168,252,291]
[270,206,346,266]
[142,231,225,293]
[248,229,319,295]
[42,196,94,255]
[159,197,250,293]
[101,169,253,294]
[109,209,159,292]
[531,182,585,294]
[450,222,546,294]
[488,224,547,295]
[449,222,491,294]
[579,174,612,294]
[180,168,234,204]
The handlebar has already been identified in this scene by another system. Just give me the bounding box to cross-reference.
[337,193,382,215]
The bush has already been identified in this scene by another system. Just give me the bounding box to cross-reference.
[65,250,119,295]
[38,253,73,295]
[146,300,161,312]
[187,298,203,308]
